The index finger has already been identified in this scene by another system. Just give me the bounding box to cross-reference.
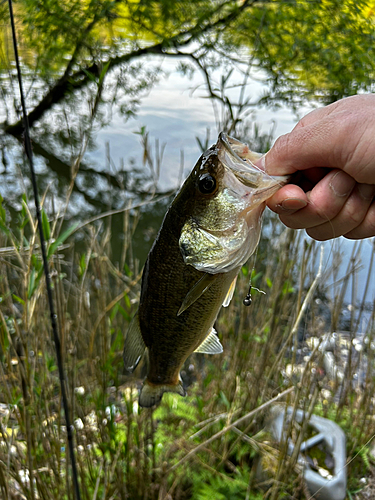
[257,102,374,183]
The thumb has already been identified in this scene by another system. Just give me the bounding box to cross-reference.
[257,120,338,176]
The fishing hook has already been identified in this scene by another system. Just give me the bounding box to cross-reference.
[243,285,252,306]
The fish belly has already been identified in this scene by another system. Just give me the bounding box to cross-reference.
[139,258,238,406]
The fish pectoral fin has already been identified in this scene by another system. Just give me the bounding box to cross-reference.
[194,327,223,354]
[177,273,216,316]
[139,379,186,408]
[222,276,237,307]
[123,311,145,373]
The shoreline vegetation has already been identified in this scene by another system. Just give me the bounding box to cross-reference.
[1,1,375,498]
[0,153,374,498]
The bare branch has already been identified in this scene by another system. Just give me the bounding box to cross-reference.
[4,0,257,136]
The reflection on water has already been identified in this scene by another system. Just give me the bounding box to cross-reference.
[1,56,300,213]
[1,55,300,259]
[90,59,301,191]
[1,51,374,323]
[1,7,375,498]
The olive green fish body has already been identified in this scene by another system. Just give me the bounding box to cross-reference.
[139,211,238,386]
[123,133,289,407]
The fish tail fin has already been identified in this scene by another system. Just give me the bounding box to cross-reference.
[139,379,186,408]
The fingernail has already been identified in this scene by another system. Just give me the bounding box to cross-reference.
[329,171,355,197]
[277,198,308,213]
[358,183,375,200]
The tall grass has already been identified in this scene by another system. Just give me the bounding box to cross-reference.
[0,143,374,500]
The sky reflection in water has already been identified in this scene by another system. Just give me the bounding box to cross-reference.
[2,56,374,316]
[88,60,374,315]
[86,58,301,190]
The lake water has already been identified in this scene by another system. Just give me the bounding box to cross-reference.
[1,55,374,324]
[88,58,303,189]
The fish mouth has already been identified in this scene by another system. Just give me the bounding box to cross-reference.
[217,132,289,194]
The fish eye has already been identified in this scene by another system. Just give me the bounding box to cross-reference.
[198,174,216,194]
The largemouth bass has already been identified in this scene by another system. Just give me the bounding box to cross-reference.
[123,133,288,407]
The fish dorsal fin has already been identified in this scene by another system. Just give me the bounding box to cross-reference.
[177,273,216,316]
[123,311,145,373]
[222,276,237,307]
[194,327,223,354]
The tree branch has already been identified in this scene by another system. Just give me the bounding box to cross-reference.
[4,0,257,136]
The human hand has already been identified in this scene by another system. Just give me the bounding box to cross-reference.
[257,94,375,240]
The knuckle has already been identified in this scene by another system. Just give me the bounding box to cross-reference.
[346,206,365,226]
[345,191,373,226]
[344,203,375,239]
[272,134,292,161]
[311,200,337,223]
[315,207,334,223]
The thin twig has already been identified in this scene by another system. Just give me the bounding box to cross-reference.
[168,386,294,472]
[267,245,325,382]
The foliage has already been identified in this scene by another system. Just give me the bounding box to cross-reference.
[228,0,375,105]
[2,0,375,138]
[1,2,375,498]
[191,471,254,500]
[1,0,252,135]
[1,178,374,499]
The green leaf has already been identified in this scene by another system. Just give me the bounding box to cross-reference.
[79,253,87,276]
[41,209,51,240]
[20,216,30,230]
[110,303,119,321]
[19,198,31,230]
[134,125,146,136]
[251,271,262,284]
[21,195,28,218]
[266,278,273,288]
[123,263,133,277]
[108,330,123,355]
[282,281,294,295]
[46,354,57,372]
[47,222,79,258]
[12,295,25,306]
[219,391,230,410]
[117,304,131,322]
[124,293,131,309]
[0,221,10,236]
[31,253,42,271]
[82,68,98,83]
[27,264,45,298]
[28,268,37,299]
[0,194,6,224]
[99,60,111,85]
[0,315,10,353]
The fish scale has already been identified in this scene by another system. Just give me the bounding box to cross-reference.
[123,133,289,407]
[140,208,236,370]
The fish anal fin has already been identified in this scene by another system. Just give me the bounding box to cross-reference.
[194,327,223,354]
[223,276,237,307]
[123,312,145,373]
[139,379,186,408]
[177,273,216,316]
